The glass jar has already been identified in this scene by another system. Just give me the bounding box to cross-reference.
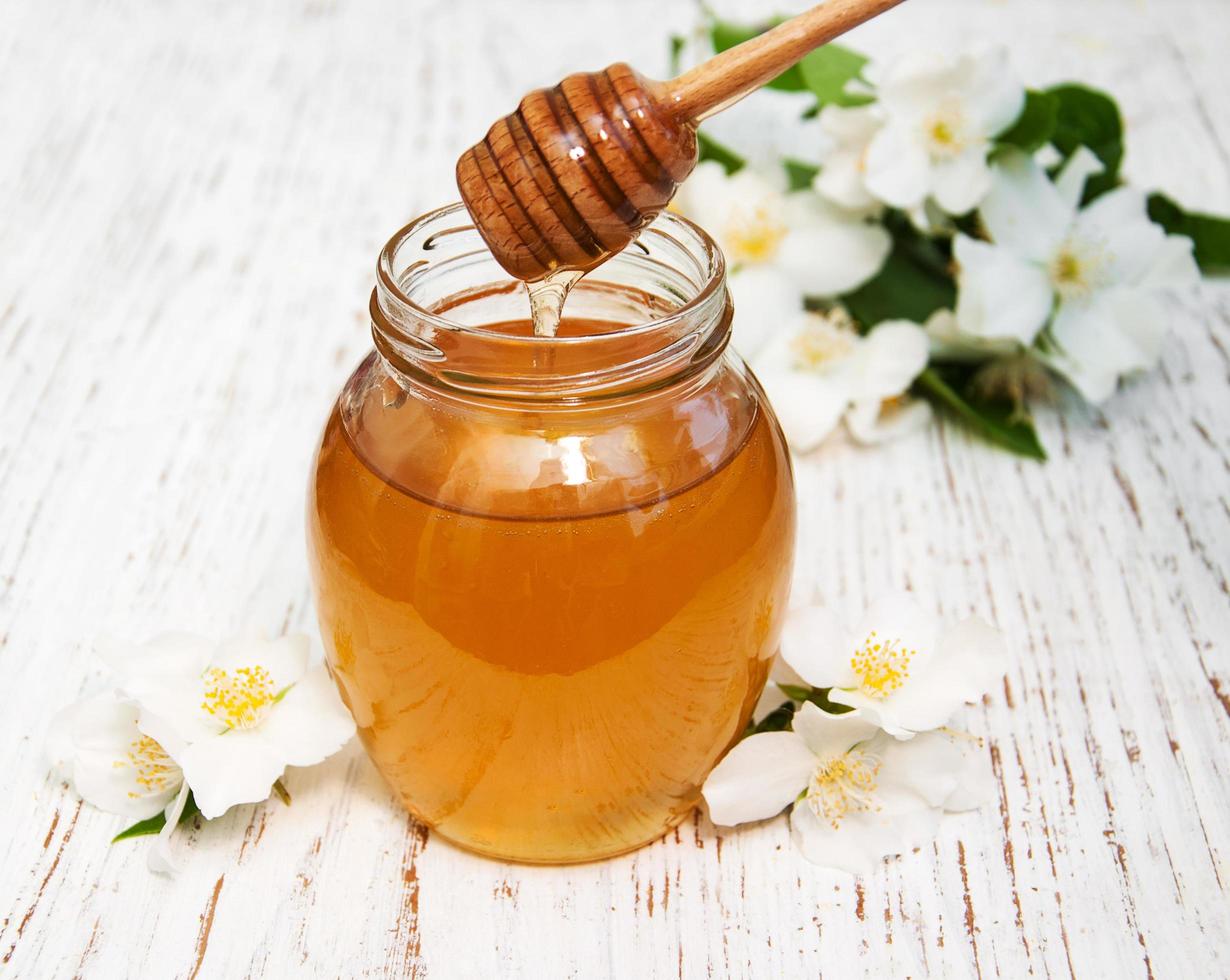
[307,204,796,864]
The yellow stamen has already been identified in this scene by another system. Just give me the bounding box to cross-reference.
[806,749,881,829]
[202,664,276,730]
[725,204,787,264]
[923,105,968,157]
[850,629,916,699]
[123,735,177,798]
[1049,237,1112,299]
[790,313,858,371]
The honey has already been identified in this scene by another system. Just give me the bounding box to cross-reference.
[306,206,796,863]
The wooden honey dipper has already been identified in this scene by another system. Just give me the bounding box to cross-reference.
[456,0,907,283]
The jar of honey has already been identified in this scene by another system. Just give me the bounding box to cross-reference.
[307,204,796,863]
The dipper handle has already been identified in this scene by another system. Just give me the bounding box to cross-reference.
[667,0,907,122]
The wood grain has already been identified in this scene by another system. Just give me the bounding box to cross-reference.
[1,0,1228,976]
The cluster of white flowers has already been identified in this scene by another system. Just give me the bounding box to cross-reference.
[817,49,1025,223]
[47,633,355,872]
[702,592,1006,875]
[672,40,1203,454]
[674,163,932,453]
[950,148,1200,402]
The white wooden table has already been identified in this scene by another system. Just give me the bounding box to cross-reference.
[2,0,1228,976]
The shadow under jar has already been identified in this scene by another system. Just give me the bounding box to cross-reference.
[307,205,796,864]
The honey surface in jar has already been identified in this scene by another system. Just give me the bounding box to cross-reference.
[308,306,795,863]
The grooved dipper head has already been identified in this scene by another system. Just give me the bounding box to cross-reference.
[456,63,698,282]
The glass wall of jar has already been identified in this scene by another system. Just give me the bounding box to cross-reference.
[307,205,796,863]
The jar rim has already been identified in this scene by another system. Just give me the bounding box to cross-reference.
[375,202,727,345]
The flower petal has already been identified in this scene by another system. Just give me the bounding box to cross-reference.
[1041,290,1166,404]
[702,730,817,826]
[980,149,1073,261]
[790,795,937,875]
[776,198,891,296]
[256,666,355,768]
[953,235,1053,344]
[847,321,930,401]
[937,730,997,811]
[827,688,915,738]
[815,105,881,211]
[211,633,310,692]
[96,632,214,682]
[148,781,191,875]
[755,367,850,454]
[935,616,1010,704]
[846,397,932,445]
[789,801,879,875]
[926,307,1022,362]
[1072,187,1169,287]
[780,604,857,689]
[876,729,990,811]
[126,674,221,754]
[1053,146,1104,211]
[930,147,992,216]
[963,48,1026,136]
[178,731,287,820]
[851,591,940,659]
[864,122,932,210]
[728,266,804,361]
[790,702,879,760]
[672,160,741,232]
[874,51,964,117]
[674,162,788,265]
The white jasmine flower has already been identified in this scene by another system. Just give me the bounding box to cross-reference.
[107,633,355,820]
[954,148,1201,401]
[779,592,1006,739]
[673,161,891,358]
[814,49,1024,217]
[703,703,993,874]
[48,692,182,819]
[864,49,1024,215]
[751,308,931,452]
[47,690,191,872]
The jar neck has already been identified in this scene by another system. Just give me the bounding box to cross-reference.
[370,204,730,406]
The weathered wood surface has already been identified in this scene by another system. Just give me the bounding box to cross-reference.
[1,0,1228,976]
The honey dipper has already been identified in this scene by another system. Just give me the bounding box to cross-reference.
[456,0,906,282]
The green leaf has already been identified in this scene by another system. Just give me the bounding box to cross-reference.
[776,684,856,715]
[744,684,858,737]
[842,240,957,330]
[1047,83,1123,202]
[668,34,686,76]
[783,158,819,192]
[1147,193,1230,275]
[697,129,745,175]
[804,688,855,715]
[711,21,806,92]
[915,366,1047,460]
[797,44,872,108]
[112,790,201,843]
[745,701,796,736]
[996,89,1060,152]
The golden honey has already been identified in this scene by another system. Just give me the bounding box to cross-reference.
[306,207,795,863]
